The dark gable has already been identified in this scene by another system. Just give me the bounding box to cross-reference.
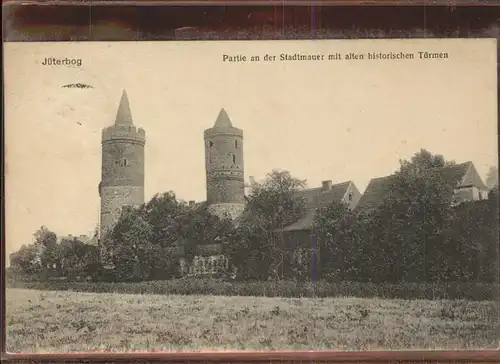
[281,181,352,232]
[356,162,488,212]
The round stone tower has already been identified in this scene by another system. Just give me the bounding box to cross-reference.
[204,108,245,220]
[99,90,146,241]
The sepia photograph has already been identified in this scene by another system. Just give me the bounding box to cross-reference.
[4,38,499,353]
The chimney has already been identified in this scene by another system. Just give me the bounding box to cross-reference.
[322,180,332,191]
[189,200,195,207]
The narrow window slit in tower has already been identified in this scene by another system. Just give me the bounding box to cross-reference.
[235,140,238,148]
[232,154,236,164]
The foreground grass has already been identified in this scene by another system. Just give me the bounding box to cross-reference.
[6,288,498,353]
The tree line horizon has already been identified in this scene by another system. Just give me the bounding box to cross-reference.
[8,149,499,286]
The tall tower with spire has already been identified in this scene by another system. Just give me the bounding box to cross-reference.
[204,108,245,220]
[99,90,146,241]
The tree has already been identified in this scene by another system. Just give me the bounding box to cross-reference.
[58,238,98,279]
[32,226,62,278]
[178,208,233,246]
[142,191,187,248]
[401,148,454,171]
[363,150,458,283]
[486,165,498,189]
[314,200,360,280]
[176,206,235,278]
[229,170,307,281]
[10,226,104,281]
[489,185,498,200]
[227,212,273,280]
[103,192,191,281]
[81,244,103,281]
[245,170,307,228]
[9,244,43,276]
[34,226,57,248]
[104,193,195,281]
[446,199,498,282]
[105,207,155,282]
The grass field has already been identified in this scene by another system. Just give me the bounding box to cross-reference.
[6,288,498,353]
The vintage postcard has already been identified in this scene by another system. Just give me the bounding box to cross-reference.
[4,38,499,353]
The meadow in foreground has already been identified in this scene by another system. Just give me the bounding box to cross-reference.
[6,288,498,353]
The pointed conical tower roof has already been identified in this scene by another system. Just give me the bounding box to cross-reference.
[114,90,133,126]
[213,108,233,128]
[204,107,242,138]
[102,89,145,144]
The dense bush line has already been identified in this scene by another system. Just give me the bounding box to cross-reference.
[8,150,500,289]
[310,153,499,285]
[6,277,498,301]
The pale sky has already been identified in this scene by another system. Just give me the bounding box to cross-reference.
[4,39,498,259]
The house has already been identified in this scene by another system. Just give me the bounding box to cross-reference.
[279,180,362,248]
[437,161,490,203]
[254,180,359,278]
[173,180,362,276]
[356,161,490,213]
[281,180,361,233]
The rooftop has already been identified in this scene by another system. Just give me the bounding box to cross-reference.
[114,90,134,126]
[296,181,351,210]
[282,181,352,232]
[213,108,233,128]
[356,161,488,212]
